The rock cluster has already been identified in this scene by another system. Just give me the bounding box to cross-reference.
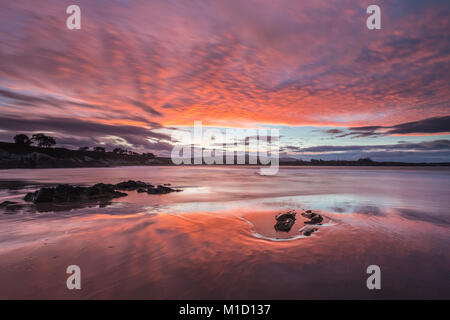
[23,180,180,204]
[114,180,151,190]
[301,210,324,224]
[273,209,325,236]
[274,211,297,231]
[299,225,318,236]
[115,180,181,194]
[24,183,128,203]
[299,210,324,236]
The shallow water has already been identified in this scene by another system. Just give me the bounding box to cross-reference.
[0,166,449,299]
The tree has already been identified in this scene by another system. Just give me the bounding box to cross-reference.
[14,134,32,146]
[32,133,56,148]
[113,148,126,154]
[143,152,155,159]
[94,147,106,153]
[78,146,89,151]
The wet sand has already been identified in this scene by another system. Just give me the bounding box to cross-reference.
[0,166,449,299]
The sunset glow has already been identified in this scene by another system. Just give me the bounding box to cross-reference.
[0,0,449,161]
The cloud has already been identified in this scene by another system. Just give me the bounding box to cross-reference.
[0,116,173,152]
[0,88,62,108]
[388,116,450,134]
[0,0,449,160]
[343,116,450,138]
[0,0,448,129]
[293,139,450,153]
[324,129,345,135]
[128,99,163,117]
[281,139,450,162]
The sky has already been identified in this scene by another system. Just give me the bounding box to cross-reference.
[0,0,449,162]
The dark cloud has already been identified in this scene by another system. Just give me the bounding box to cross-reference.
[0,88,61,107]
[332,116,450,138]
[296,140,450,153]
[324,129,345,135]
[0,116,173,152]
[388,116,450,134]
[128,99,163,117]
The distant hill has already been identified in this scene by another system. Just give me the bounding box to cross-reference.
[0,141,448,169]
[0,142,171,169]
[279,158,450,167]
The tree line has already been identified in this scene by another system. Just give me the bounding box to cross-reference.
[12,134,155,158]
[14,133,56,148]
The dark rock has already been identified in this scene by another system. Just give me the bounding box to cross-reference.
[306,215,323,225]
[24,183,127,204]
[274,218,296,232]
[147,185,178,194]
[22,180,179,206]
[88,183,126,200]
[275,210,297,221]
[274,210,297,232]
[0,201,18,207]
[302,211,323,224]
[301,211,315,219]
[300,225,318,236]
[34,187,56,203]
[114,180,152,190]
[24,192,35,202]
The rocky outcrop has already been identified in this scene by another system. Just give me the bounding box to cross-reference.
[114,180,152,190]
[147,185,180,194]
[272,209,326,236]
[112,181,180,194]
[302,211,323,224]
[299,225,318,236]
[24,183,127,203]
[299,210,325,236]
[23,180,180,204]
[274,210,297,232]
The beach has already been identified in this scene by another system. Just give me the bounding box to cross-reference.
[0,166,449,299]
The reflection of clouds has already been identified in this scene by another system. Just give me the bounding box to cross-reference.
[395,208,450,226]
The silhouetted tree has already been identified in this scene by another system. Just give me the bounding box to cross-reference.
[113,148,126,154]
[14,134,32,146]
[143,152,155,159]
[94,147,106,152]
[78,146,89,151]
[358,158,374,163]
[32,133,56,148]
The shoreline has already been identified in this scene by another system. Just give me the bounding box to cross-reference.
[1,164,450,171]
[2,142,449,170]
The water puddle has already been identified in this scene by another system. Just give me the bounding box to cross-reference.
[240,210,335,242]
